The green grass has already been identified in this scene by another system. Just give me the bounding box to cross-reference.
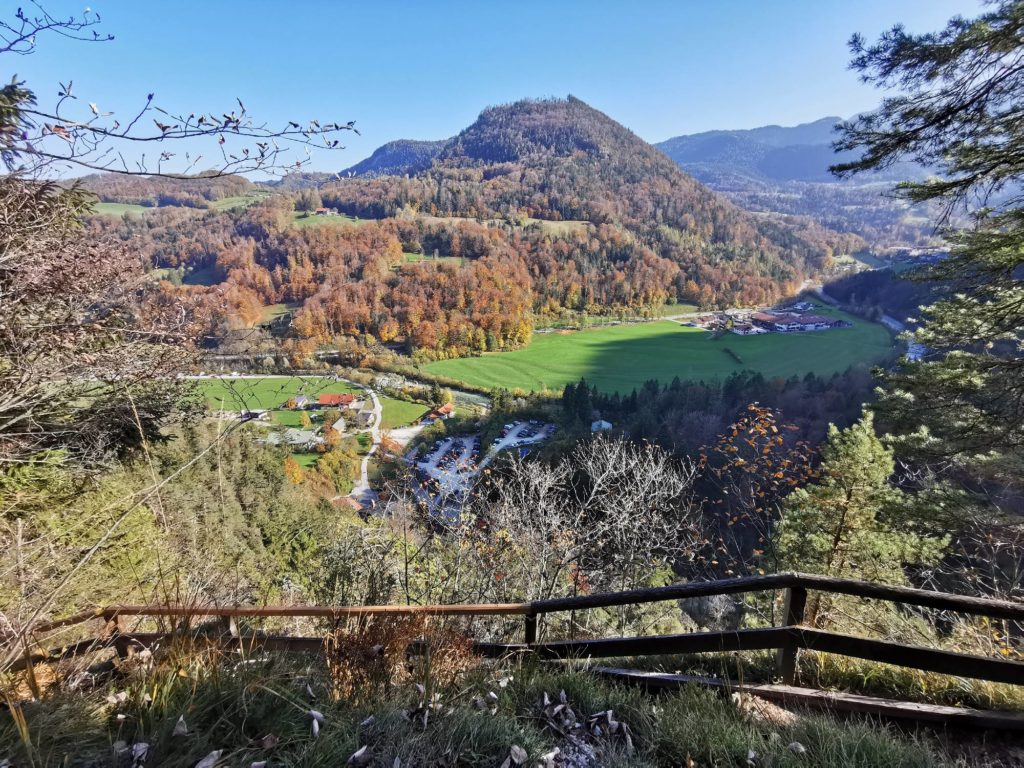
[424,309,894,394]
[399,252,464,266]
[523,217,591,236]
[259,302,299,324]
[208,193,268,211]
[198,375,359,412]
[91,201,152,216]
[379,396,429,429]
[1,650,948,767]
[290,451,320,469]
[273,410,309,427]
[292,210,364,228]
[654,300,699,317]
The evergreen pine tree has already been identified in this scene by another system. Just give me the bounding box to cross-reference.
[835,1,1024,486]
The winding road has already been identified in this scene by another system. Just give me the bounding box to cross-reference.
[346,385,382,505]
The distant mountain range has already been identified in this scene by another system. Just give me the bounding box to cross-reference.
[655,117,920,185]
[652,118,934,247]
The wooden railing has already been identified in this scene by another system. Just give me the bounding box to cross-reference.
[13,573,1024,688]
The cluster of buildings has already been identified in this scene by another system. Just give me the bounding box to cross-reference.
[693,302,850,336]
[292,392,375,429]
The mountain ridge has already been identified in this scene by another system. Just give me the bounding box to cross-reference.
[319,96,862,306]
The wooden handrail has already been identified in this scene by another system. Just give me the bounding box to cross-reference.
[530,573,798,613]
[103,603,530,619]
[29,572,1024,635]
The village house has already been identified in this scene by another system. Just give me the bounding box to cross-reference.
[262,428,323,450]
[318,392,355,408]
[751,311,845,333]
[422,402,455,423]
[591,419,613,432]
[240,409,272,422]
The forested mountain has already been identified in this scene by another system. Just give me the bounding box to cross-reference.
[74,97,867,362]
[342,138,451,177]
[79,172,258,207]
[321,97,859,303]
[656,118,935,246]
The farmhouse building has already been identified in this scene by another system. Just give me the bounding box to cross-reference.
[591,419,613,432]
[751,311,846,333]
[318,393,355,408]
[423,402,455,423]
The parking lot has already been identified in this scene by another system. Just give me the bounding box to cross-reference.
[488,420,556,457]
[412,421,555,522]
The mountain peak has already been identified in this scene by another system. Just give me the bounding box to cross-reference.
[441,96,644,165]
[342,138,450,178]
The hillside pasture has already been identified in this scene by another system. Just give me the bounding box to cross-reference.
[292,210,364,228]
[91,202,152,216]
[208,193,269,211]
[424,310,894,394]
[198,376,359,413]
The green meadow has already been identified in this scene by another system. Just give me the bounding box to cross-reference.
[379,396,430,429]
[92,202,151,216]
[291,210,364,228]
[198,376,359,413]
[424,309,894,394]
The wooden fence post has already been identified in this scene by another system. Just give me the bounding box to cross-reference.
[775,585,807,684]
[103,611,131,660]
[524,610,537,646]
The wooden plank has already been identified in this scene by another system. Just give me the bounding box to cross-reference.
[30,607,108,635]
[796,628,1024,686]
[6,638,115,671]
[529,627,793,660]
[530,574,796,614]
[124,632,525,659]
[593,667,1024,732]
[122,632,328,654]
[792,574,1024,623]
[101,603,530,619]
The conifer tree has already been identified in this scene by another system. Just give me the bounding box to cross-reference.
[775,414,946,626]
[834,1,1024,486]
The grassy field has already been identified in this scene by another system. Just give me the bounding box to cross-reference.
[200,376,427,432]
[424,309,894,394]
[92,202,152,216]
[395,253,465,271]
[209,193,268,211]
[292,210,364,228]
[259,302,299,324]
[379,396,429,429]
[290,451,320,469]
[198,376,360,412]
[655,300,700,317]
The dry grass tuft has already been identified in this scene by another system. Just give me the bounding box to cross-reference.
[326,616,478,702]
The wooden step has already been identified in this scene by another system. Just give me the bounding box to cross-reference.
[592,666,1024,732]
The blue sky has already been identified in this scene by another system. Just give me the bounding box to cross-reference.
[12,0,983,172]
